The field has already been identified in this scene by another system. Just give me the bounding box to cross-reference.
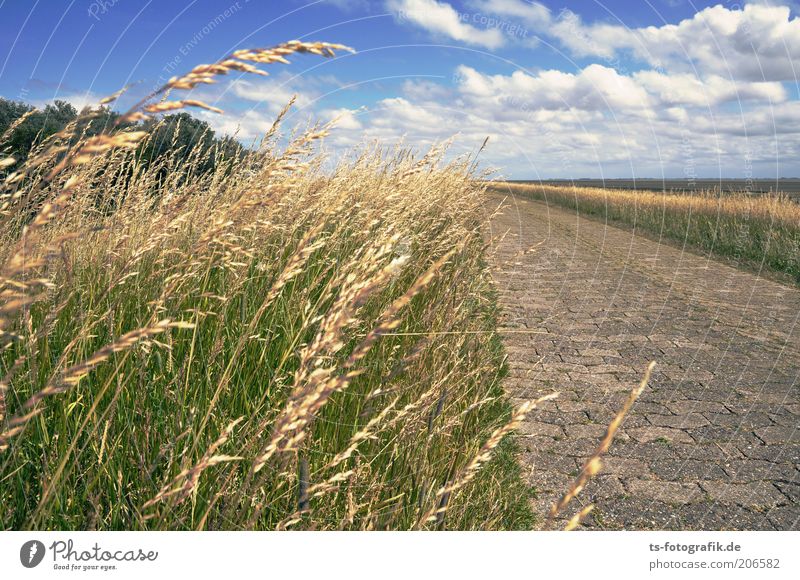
[490,182,800,284]
[0,43,542,531]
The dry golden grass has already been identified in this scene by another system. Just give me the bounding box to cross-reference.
[0,41,538,530]
[491,182,800,283]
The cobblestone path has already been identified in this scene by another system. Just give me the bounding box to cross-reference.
[484,192,799,530]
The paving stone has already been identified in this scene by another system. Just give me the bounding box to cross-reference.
[602,456,653,478]
[627,480,703,504]
[685,426,764,447]
[664,369,715,381]
[699,481,787,508]
[556,399,589,412]
[740,444,800,464]
[666,400,730,415]
[650,459,728,482]
[775,481,800,502]
[518,421,565,438]
[569,423,608,440]
[589,498,685,530]
[748,392,798,405]
[647,413,710,428]
[526,469,572,496]
[769,412,800,427]
[628,401,671,415]
[628,426,695,444]
[708,412,775,429]
[609,439,692,460]
[568,374,630,392]
[755,425,800,445]
[528,410,591,427]
[786,404,800,416]
[560,355,606,366]
[520,452,579,475]
[579,348,621,357]
[584,475,626,500]
[726,402,788,415]
[766,505,800,529]
[586,364,634,374]
[723,460,799,482]
[672,504,778,531]
[544,438,604,458]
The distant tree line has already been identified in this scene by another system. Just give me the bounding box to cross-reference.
[0,96,245,174]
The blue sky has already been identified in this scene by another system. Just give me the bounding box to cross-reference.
[2,0,799,178]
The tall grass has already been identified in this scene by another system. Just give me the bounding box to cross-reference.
[0,43,538,530]
[493,182,800,283]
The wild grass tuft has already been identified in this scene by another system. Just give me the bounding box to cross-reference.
[0,42,536,530]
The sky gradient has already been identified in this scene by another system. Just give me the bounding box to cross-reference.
[1,0,799,179]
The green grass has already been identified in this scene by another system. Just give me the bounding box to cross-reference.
[0,128,537,530]
[0,40,542,530]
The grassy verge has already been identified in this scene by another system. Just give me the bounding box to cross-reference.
[492,182,800,284]
[0,44,536,529]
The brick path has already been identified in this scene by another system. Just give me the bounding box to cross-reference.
[484,192,800,530]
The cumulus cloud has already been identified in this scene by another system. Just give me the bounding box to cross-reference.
[230,79,314,112]
[32,91,104,111]
[204,65,797,176]
[313,60,798,177]
[624,3,800,81]
[453,63,783,113]
[188,73,327,141]
[321,107,364,130]
[477,1,800,81]
[632,71,786,106]
[197,109,280,141]
[455,64,653,113]
[387,0,506,49]
[198,1,800,177]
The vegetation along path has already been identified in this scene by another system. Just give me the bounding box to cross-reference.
[484,191,800,530]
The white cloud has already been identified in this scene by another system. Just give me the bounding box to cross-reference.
[311,60,800,177]
[387,0,506,49]
[455,1,800,82]
[321,107,364,130]
[456,64,652,112]
[202,62,798,177]
[632,71,786,106]
[32,91,104,112]
[196,109,280,141]
[198,1,800,177]
[542,2,800,82]
[401,79,452,100]
[374,96,449,129]
[181,73,322,142]
[230,79,313,112]
[185,74,325,142]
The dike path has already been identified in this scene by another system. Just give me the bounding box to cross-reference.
[484,192,799,530]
